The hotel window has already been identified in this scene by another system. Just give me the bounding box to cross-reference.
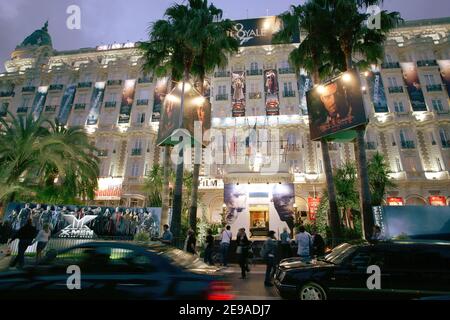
[387,77,398,87]
[250,62,259,71]
[424,74,436,86]
[394,101,405,113]
[218,85,226,95]
[20,97,31,108]
[77,93,87,104]
[395,157,402,172]
[73,115,84,126]
[134,139,143,150]
[400,129,414,144]
[83,73,92,82]
[107,92,118,102]
[440,128,449,147]
[385,54,394,63]
[131,163,140,177]
[136,112,145,124]
[250,83,259,93]
[432,99,444,112]
[138,89,150,100]
[49,97,59,106]
[283,82,293,92]
[403,156,419,172]
[54,75,63,84]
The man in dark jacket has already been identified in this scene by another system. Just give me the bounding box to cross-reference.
[10,218,37,269]
[260,230,277,287]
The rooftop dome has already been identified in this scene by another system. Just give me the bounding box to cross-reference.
[16,21,53,49]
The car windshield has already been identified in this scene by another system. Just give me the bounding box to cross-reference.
[323,243,358,265]
[154,247,210,270]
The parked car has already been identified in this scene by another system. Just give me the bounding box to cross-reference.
[0,241,233,300]
[274,240,450,300]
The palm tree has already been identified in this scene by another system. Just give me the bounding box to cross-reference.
[325,0,402,238]
[187,0,239,232]
[368,152,396,206]
[142,164,164,207]
[274,1,343,246]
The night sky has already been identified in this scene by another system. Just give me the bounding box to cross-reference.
[1,0,449,72]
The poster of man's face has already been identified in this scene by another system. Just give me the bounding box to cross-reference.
[157,96,181,145]
[224,184,247,225]
[307,70,367,141]
[272,184,295,232]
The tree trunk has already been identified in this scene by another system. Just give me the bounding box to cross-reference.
[355,128,374,239]
[160,145,171,232]
[321,140,342,247]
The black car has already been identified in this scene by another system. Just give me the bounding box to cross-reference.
[0,241,233,300]
[274,240,450,300]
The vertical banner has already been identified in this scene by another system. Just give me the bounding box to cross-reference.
[307,197,320,221]
[118,79,136,124]
[367,70,389,113]
[438,60,450,99]
[264,69,280,116]
[152,78,168,122]
[231,71,246,117]
[86,82,106,125]
[298,74,313,115]
[401,62,427,111]
[31,86,48,120]
[57,84,77,125]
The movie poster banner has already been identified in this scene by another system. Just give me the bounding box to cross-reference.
[86,82,105,125]
[367,70,389,113]
[401,62,427,111]
[31,86,48,120]
[152,77,169,122]
[117,79,136,124]
[298,74,313,115]
[57,84,77,125]
[306,70,367,141]
[307,197,320,221]
[264,69,280,116]
[231,71,246,117]
[438,60,450,99]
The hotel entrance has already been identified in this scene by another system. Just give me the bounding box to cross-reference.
[249,205,269,238]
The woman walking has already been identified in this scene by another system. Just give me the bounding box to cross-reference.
[236,228,250,279]
[35,223,51,263]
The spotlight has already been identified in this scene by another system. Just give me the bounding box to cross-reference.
[317,85,326,94]
[342,72,352,83]
[364,71,369,77]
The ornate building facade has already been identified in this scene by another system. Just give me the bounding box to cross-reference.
[1,17,449,236]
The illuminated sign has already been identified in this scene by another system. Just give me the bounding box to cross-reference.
[96,42,136,51]
[387,197,404,206]
[199,178,224,189]
[429,196,447,206]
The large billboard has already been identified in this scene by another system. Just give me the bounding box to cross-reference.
[438,60,450,99]
[373,206,450,241]
[264,69,280,116]
[231,71,246,117]
[86,82,106,126]
[298,74,313,115]
[401,62,427,112]
[152,78,169,122]
[232,16,300,47]
[57,84,77,125]
[306,70,367,141]
[118,79,136,124]
[31,86,48,120]
[366,70,389,113]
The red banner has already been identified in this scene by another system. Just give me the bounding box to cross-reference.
[95,178,123,200]
[387,197,404,206]
[429,196,447,206]
[308,197,320,221]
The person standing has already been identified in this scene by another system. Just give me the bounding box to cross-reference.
[220,225,232,267]
[311,227,325,257]
[204,229,214,266]
[184,229,197,255]
[295,226,313,263]
[160,224,173,245]
[261,230,277,287]
[9,219,37,269]
[35,223,51,263]
[236,228,250,279]
[279,228,292,260]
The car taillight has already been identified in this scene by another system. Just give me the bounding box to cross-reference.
[207,281,234,300]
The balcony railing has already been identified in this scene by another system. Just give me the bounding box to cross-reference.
[216,94,229,101]
[401,141,416,149]
[388,86,404,93]
[17,107,28,113]
[381,62,401,69]
[49,84,64,91]
[246,69,262,76]
[249,92,262,99]
[131,148,142,156]
[366,142,377,150]
[279,67,296,74]
[138,77,153,84]
[74,103,86,110]
[77,82,93,88]
[98,150,109,157]
[136,99,149,106]
[426,84,442,92]
[0,91,14,97]
[104,101,117,108]
[21,86,36,93]
[442,140,450,149]
[214,71,230,78]
[283,91,296,98]
[107,79,123,86]
[44,105,57,113]
[417,59,438,67]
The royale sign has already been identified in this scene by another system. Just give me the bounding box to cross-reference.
[96,42,135,51]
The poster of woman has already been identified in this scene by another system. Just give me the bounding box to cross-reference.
[231,72,246,117]
[264,69,280,115]
[401,62,427,111]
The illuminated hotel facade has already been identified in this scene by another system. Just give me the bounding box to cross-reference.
[1,17,449,236]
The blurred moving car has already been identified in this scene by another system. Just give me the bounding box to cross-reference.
[0,241,233,300]
[274,240,450,300]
